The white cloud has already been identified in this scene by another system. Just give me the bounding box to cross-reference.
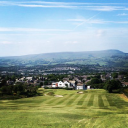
[86,6,124,11]
[96,30,106,37]
[1,28,128,55]
[18,4,77,8]
[0,27,71,32]
[67,18,105,24]
[0,41,12,44]
[67,18,128,30]
[65,41,78,44]
[0,1,128,11]
[117,13,128,16]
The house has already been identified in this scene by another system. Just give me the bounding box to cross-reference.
[122,82,128,87]
[63,78,69,82]
[69,80,75,87]
[75,82,91,90]
[64,81,70,88]
[51,81,70,88]
[75,83,87,90]
[7,80,14,85]
[26,77,33,81]
[52,82,58,88]
[58,81,66,88]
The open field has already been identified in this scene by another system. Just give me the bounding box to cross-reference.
[0,89,128,128]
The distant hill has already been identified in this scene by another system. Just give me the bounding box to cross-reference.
[0,50,128,67]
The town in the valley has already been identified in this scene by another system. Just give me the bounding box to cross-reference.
[0,64,128,97]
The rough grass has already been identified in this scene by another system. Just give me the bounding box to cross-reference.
[0,89,128,128]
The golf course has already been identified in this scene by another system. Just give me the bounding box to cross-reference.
[0,89,128,128]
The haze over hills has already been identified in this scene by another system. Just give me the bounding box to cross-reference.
[0,49,128,67]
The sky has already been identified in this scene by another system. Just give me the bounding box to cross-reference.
[0,0,128,56]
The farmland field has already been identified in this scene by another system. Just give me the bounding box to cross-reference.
[0,89,128,128]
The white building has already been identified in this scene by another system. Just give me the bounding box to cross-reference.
[26,77,33,81]
[87,86,90,89]
[64,81,70,88]
[58,81,66,88]
[76,86,83,90]
[52,82,58,88]
[51,81,70,88]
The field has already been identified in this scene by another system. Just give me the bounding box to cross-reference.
[0,89,128,128]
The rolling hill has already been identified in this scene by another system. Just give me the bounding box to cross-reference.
[0,49,128,67]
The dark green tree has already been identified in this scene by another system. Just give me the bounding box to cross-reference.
[104,80,122,93]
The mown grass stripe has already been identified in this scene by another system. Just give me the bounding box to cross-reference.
[106,95,115,107]
[82,94,91,106]
[93,94,99,107]
[108,95,126,109]
[72,94,85,106]
[45,92,74,105]
[62,93,76,105]
[102,95,110,107]
[87,94,94,107]
[77,94,87,105]
[45,97,58,105]
[66,94,81,106]
[55,94,73,105]
[98,95,104,108]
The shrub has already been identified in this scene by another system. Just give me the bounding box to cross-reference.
[47,92,54,96]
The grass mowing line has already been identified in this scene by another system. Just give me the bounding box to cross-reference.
[109,95,127,109]
[93,94,99,108]
[33,96,53,105]
[61,94,75,105]
[102,95,110,107]
[63,93,76,105]
[77,94,87,105]
[50,97,65,105]
[87,94,94,107]
[82,94,91,106]
[54,94,73,105]
[66,94,80,106]
[72,94,85,106]
[106,95,116,108]
[1,89,128,127]
[98,95,105,108]
[44,97,58,105]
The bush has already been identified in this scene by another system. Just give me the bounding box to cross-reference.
[44,87,50,89]
[47,92,54,96]
[65,88,73,90]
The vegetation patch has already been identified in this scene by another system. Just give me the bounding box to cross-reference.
[47,91,54,96]
[0,89,128,128]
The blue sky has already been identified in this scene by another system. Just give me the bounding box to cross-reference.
[0,0,128,56]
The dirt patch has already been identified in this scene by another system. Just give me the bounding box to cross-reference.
[54,95,63,97]
[77,91,83,94]
[119,94,128,102]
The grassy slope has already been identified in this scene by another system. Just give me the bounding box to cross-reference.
[0,89,128,128]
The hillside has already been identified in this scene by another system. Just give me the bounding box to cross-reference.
[0,50,128,67]
[0,89,128,127]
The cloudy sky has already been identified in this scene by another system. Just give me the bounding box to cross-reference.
[0,0,128,56]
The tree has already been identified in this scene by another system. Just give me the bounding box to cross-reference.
[75,80,78,86]
[44,81,48,85]
[87,77,91,80]
[104,80,122,93]
[91,78,102,84]
[40,82,43,87]
[112,73,118,79]
[1,86,8,94]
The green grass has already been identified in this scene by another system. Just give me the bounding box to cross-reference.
[0,89,128,128]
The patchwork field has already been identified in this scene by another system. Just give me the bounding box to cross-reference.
[0,89,128,128]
